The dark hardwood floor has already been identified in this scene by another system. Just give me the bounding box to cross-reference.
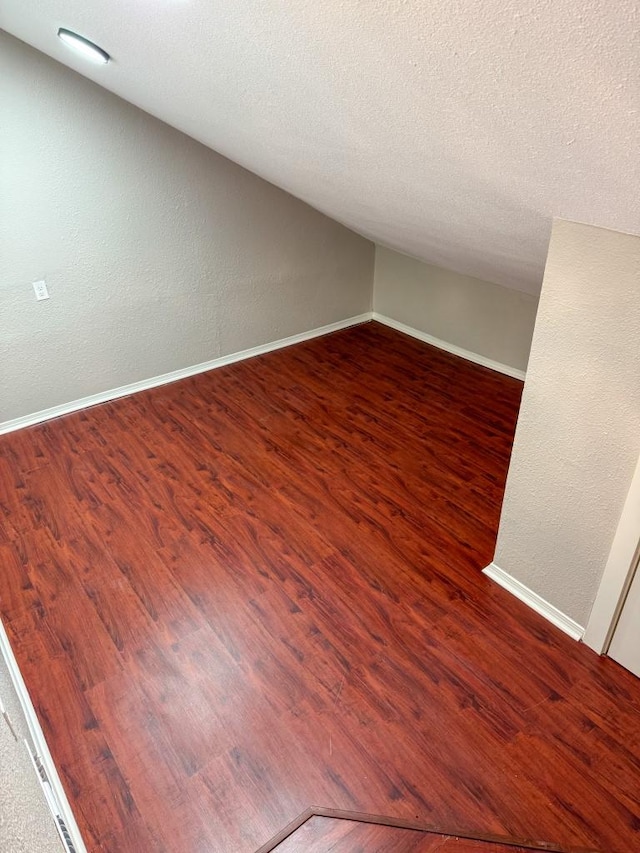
[257,807,572,852]
[268,814,542,852]
[0,322,639,852]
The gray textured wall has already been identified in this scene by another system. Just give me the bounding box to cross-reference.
[495,220,640,626]
[0,34,373,426]
[373,246,538,373]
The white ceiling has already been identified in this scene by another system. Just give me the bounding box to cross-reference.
[2,1,639,295]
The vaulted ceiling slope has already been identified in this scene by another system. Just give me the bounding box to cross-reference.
[2,1,639,295]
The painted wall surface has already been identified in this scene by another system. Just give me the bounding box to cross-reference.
[494,220,640,627]
[583,452,640,652]
[0,34,373,424]
[373,246,538,373]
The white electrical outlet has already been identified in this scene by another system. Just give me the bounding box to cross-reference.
[33,280,49,301]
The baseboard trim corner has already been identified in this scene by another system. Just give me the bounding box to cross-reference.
[483,563,584,641]
[372,313,526,381]
[0,618,88,853]
[0,313,373,435]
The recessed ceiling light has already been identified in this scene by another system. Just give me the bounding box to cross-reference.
[57,28,110,65]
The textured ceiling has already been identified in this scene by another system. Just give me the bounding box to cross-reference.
[2,1,639,294]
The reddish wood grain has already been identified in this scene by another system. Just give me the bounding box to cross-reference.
[0,322,639,853]
[271,815,554,853]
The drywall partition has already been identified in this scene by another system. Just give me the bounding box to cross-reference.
[491,220,640,630]
[0,34,373,427]
[583,451,640,653]
[372,246,538,376]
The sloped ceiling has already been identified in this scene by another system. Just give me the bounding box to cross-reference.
[2,1,639,295]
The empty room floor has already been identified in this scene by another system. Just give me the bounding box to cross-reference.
[0,322,639,852]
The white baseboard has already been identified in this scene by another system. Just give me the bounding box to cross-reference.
[1,311,523,435]
[0,618,87,853]
[0,313,372,435]
[483,563,584,641]
[372,313,526,381]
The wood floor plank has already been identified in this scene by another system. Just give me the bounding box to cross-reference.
[0,322,639,852]
[271,815,546,852]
